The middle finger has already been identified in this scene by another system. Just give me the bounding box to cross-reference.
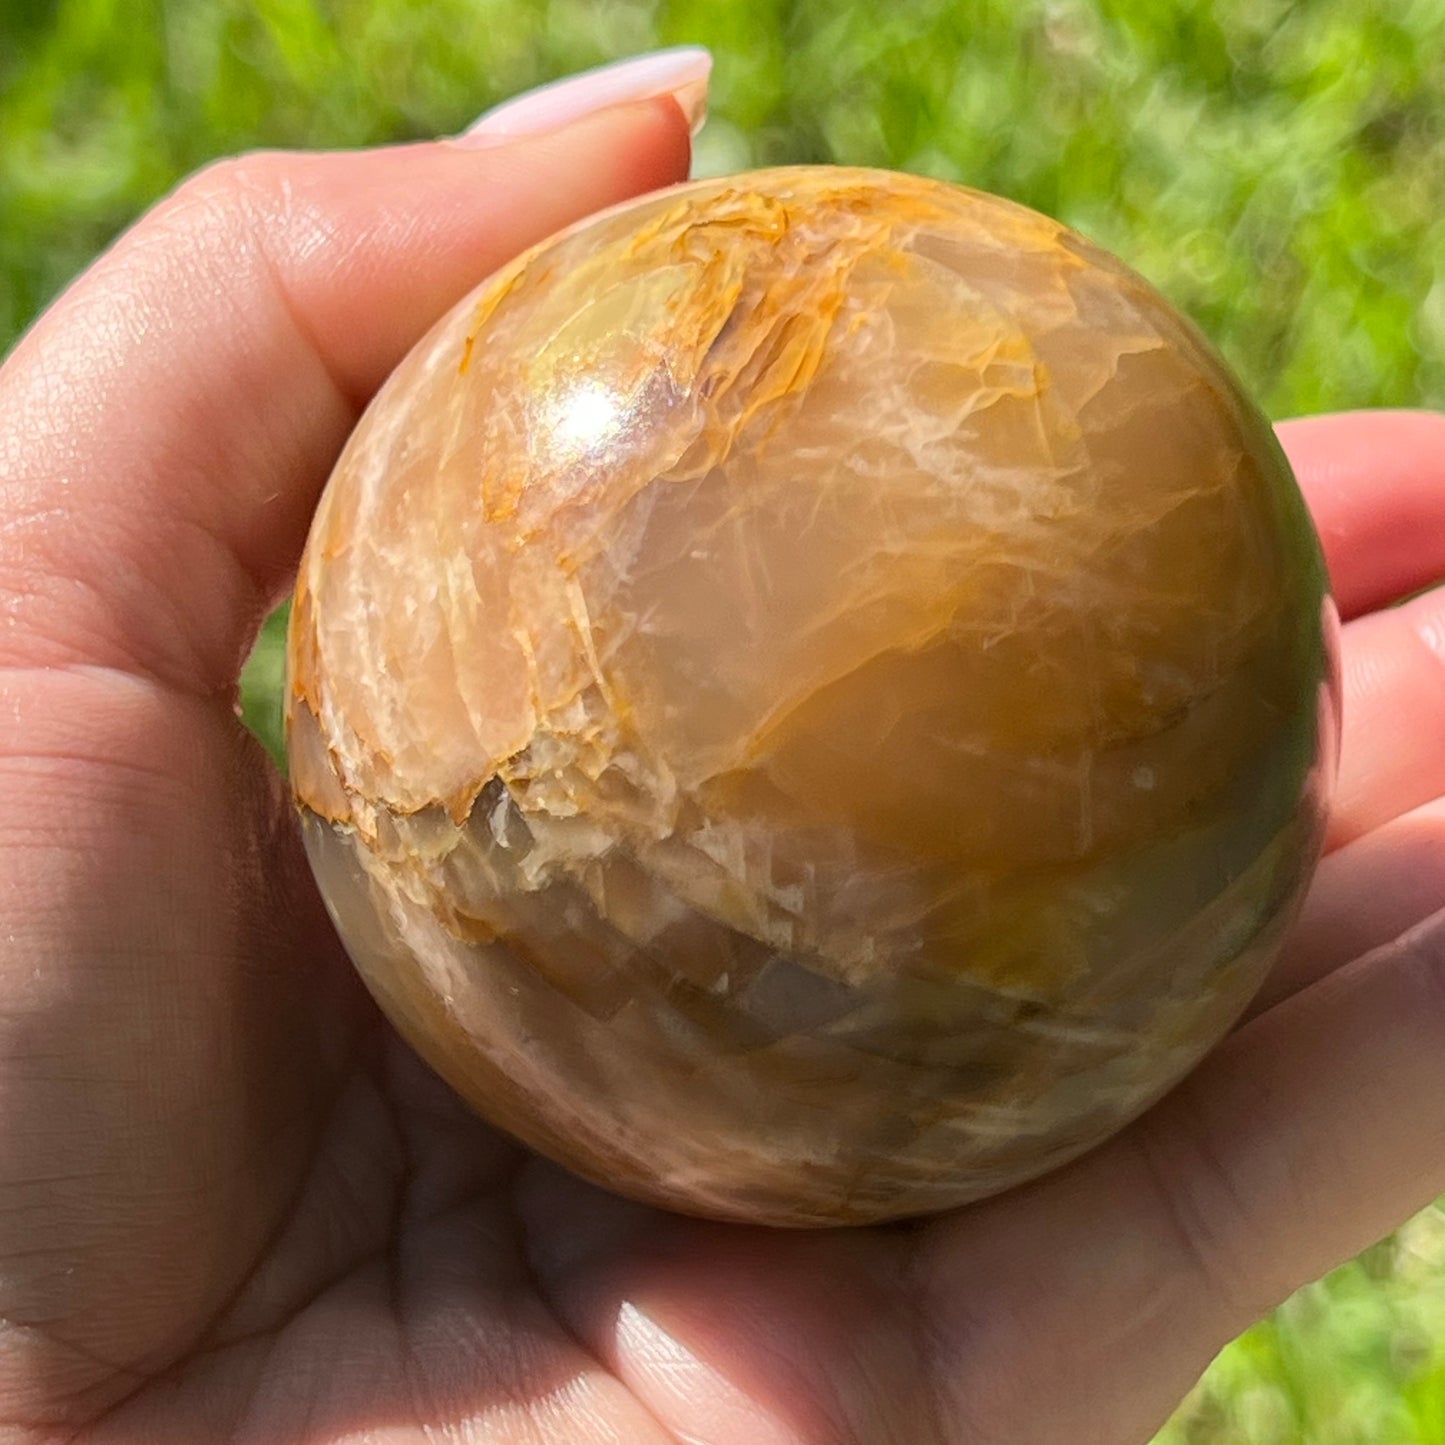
[1326,582,1445,850]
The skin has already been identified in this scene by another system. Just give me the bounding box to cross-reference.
[0,97,1441,1444]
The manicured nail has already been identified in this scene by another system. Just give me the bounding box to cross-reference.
[459,47,712,145]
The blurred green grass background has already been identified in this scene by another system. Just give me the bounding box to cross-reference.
[4,2,1445,1440]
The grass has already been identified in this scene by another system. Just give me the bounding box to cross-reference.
[4,2,1445,1438]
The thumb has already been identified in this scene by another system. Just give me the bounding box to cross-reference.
[0,98,693,692]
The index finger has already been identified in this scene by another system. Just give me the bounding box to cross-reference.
[1278,409,1445,619]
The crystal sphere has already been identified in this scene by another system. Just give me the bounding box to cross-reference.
[287,167,1338,1226]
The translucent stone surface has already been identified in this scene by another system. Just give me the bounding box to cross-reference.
[287,167,1338,1226]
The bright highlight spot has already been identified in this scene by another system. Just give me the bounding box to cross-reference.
[553,382,622,452]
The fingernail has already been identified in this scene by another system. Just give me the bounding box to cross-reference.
[458,47,712,145]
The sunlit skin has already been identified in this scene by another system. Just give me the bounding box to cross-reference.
[0,98,1443,1444]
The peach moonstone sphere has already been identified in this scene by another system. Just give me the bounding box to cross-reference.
[287,167,1337,1227]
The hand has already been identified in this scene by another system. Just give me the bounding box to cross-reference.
[0,103,1441,1445]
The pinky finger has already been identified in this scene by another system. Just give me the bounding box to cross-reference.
[919,906,1445,1445]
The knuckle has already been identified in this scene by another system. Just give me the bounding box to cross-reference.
[149,151,294,257]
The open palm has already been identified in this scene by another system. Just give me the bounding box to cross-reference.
[0,101,1442,1445]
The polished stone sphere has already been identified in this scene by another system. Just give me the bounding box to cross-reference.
[287,167,1338,1226]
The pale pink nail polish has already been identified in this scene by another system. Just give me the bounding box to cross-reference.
[458,47,712,146]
